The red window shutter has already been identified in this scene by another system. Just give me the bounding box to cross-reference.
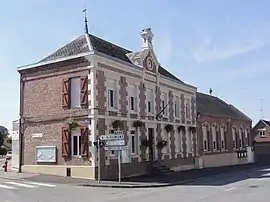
[62,79,70,109]
[62,127,71,158]
[80,127,89,158]
[80,76,88,108]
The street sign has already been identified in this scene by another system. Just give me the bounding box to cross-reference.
[104,146,129,151]
[100,134,124,140]
[105,139,125,146]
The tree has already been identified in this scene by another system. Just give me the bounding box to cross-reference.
[6,137,12,144]
[0,125,9,147]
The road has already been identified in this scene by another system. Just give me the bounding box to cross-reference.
[0,166,270,202]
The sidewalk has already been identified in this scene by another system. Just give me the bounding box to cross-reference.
[0,163,261,188]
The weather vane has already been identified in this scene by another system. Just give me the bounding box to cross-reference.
[83,8,89,34]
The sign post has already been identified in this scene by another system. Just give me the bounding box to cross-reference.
[97,138,101,183]
[118,150,122,183]
[100,132,128,184]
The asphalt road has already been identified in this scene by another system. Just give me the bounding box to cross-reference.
[0,166,270,202]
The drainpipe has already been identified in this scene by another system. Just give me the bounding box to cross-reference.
[18,74,25,173]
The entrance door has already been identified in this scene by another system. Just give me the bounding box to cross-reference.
[148,128,154,162]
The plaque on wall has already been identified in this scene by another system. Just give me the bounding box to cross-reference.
[36,146,57,163]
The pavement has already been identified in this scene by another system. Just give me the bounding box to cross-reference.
[0,162,261,188]
[0,165,269,201]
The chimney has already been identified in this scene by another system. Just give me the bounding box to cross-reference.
[140,28,154,50]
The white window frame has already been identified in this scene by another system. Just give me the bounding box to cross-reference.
[232,128,236,149]
[185,98,191,120]
[161,92,168,117]
[129,84,137,112]
[146,88,154,114]
[71,128,81,157]
[220,127,225,150]
[129,129,138,155]
[186,130,192,153]
[212,126,217,151]
[239,129,242,148]
[259,129,266,137]
[202,126,208,151]
[245,129,249,146]
[174,96,180,119]
[107,79,117,110]
[70,77,81,108]
[175,129,182,153]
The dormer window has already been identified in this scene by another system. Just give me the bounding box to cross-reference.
[260,129,266,138]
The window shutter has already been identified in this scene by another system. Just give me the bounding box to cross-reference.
[62,127,71,158]
[62,79,70,109]
[80,127,89,158]
[80,76,88,108]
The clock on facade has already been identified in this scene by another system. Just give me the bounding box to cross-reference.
[146,56,154,70]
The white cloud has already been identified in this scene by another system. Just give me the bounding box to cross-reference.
[191,22,270,63]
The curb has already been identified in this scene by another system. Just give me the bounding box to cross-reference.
[77,177,206,188]
[77,166,262,189]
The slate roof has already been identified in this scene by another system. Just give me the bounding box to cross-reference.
[39,34,185,84]
[196,92,251,121]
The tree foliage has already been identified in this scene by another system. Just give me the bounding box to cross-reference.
[0,125,9,147]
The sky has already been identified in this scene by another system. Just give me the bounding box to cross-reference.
[0,0,269,132]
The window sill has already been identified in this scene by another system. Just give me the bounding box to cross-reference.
[72,155,82,159]
[175,117,180,121]
[108,107,118,112]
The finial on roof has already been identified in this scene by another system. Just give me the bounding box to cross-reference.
[83,8,89,34]
[209,88,213,95]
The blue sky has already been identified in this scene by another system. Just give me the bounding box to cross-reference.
[0,0,269,131]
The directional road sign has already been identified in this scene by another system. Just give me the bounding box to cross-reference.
[104,146,129,151]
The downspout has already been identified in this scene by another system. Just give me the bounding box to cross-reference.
[18,74,25,173]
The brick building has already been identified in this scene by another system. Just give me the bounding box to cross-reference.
[196,92,254,168]
[17,28,198,179]
[251,119,270,165]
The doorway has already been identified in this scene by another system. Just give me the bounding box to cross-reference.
[148,128,154,163]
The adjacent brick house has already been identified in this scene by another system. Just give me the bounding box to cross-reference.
[196,92,254,168]
[251,119,270,165]
[17,28,197,179]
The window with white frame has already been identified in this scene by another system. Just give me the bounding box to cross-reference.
[220,127,225,149]
[212,126,217,150]
[70,77,81,107]
[187,131,192,153]
[185,98,191,120]
[129,85,137,111]
[232,128,236,149]
[175,129,182,153]
[202,126,208,151]
[260,129,266,137]
[239,129,242,148]
[175,96,180,118]
[245,129,248,146]
[146,88,154,114]
[130,130,138,155]
[107,79,117,109]
[161,92,168,116]
[71,128,81,157]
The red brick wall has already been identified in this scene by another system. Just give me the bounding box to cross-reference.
[197,114,252,156]
[20,58,91,166]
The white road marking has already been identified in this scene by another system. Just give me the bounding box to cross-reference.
[5,182,37,188]
[225,187,235,192]
[24,181,56,187]
[0,184,16,189]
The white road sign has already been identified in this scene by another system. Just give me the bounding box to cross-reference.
[105,140,125,146]
[104,146,129,151]
[100,134,124,140]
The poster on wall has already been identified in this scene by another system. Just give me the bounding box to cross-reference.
[36,146,57,163]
